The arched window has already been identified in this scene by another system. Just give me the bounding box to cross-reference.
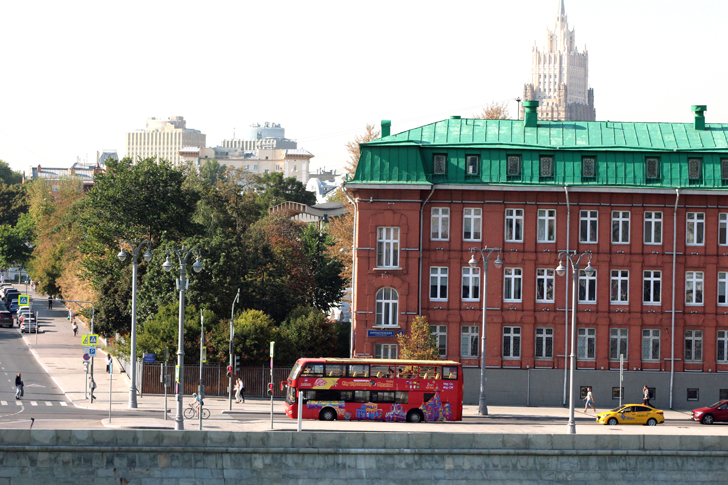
[375,288,398,327]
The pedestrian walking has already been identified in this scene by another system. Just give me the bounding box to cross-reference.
[106,354,112,374]
[235,377,245,403]
[642,385,652,407]
[14,373,23,400]
[72,317,78,337]
[583,387,596,413]
[47,295,53,309]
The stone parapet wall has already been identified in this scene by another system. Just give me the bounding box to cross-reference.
[0,430,726,483]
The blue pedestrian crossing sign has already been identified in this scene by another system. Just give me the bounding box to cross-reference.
[81,334,99,346]
[18,295,29,307]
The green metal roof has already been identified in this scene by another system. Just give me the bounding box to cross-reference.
[366,118,728,152]
[349,117,728,189]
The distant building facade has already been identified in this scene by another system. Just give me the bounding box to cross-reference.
[26,158,106,197]
[522,0,595,121]
[221,121,298,150]
[126,116,206,166]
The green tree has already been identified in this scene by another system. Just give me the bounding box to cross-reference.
[0,183,29,226]
[208,309,280,366]
[0,160,23,186]
[0,224,33,270]
[279,307,340,365]
[253,172,316,215]
[397,316,438,360]
[300,224,345,313]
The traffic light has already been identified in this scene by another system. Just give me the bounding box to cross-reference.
[234,355,240,372]
[267,383,274,396]
[227,366,233,378]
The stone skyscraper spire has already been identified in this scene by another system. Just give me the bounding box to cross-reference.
[522,0,596,121]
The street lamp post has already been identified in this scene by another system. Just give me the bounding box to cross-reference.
[162,246,203,431]
[228,288,240,411]
[117,240,152,409]
[468,247,503,416]
[556,250,595,434]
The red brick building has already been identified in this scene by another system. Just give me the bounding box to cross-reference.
[344,105,728,407]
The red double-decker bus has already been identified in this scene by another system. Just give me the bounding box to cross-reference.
[283,358,463,422]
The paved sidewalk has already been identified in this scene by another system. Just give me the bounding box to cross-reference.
[17,285,724,434]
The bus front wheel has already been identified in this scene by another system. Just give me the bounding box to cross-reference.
[406,410,424,423]
[320,408,337,421]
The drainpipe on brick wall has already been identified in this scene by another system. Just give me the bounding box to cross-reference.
[342,186,357,358]
[418,186,436,316]
[563,186,571,407]
[670,188,679,409]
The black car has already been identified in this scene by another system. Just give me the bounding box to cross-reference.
[0,303,13,328]
[3,290,20,306]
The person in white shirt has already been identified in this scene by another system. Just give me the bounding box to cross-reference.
[583,387,596,413]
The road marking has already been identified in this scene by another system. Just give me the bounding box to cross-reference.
[60,402,67,407]
[30,401,37,406]
[45,402,52,406]
[15,401,21,406]
[0,401,5,406]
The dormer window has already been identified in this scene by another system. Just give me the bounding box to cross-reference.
[466,155,479,176]
[582,157,596,179]
[645,157,660,180]
[540,156,554,178]
[507,155,521,177]
[688,158,702,181]
[433,154,447,175]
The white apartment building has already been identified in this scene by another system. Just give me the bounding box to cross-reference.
[126,116,206,166]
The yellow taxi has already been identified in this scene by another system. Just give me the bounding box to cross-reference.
[596,404,665,426]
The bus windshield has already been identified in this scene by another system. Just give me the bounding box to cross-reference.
[288,362,302,380]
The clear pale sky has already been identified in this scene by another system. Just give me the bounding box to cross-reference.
[1,0,726,176]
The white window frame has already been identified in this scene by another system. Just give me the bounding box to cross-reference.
[376,227,400,268]
[431,208,450,241]
[537,209,556,243]
[461,325,479,358]
[503,326,521,358]
[461,266,480,301]
[429,267,448,301]
[644,211,662,245]
[609,328,628,361]
[579,210,598,243]
[643,270,661,305]
[374,343,398,359]
[375,287,399,327]
[578,269,597,304]
[535,327,553,358]
[685,271,704,306]
[505,208,524,243]
[610,270,629,304]
[719,272,728,306]
[611,211,630,244]
[430,325,447,359]
[577,328,596,360]
[642,329,660,361]
[718,330,728,363]
[686,212,705,246]
[720,213,728,246]
[503,268,523,302]
[463,208,482,241]
[685,330,703,362]
[536,268,555,303]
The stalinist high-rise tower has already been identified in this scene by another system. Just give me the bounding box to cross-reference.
[522,0,595,121]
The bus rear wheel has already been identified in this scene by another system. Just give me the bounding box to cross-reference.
[320,408,337,421]
[406,410,424,423]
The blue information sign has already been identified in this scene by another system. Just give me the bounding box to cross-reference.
[367,330,396,338]
[143,353,156,363]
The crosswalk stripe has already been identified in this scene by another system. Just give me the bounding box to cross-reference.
[60,402,67,407]
[15,401,21,406]
[0,401,6,405]
[30,401,37,406]
[45,402,52,406]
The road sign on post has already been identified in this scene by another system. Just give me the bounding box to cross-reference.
[18,295,29,306]
[81,334,99,346]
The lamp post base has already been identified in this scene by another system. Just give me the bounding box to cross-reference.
[567,421,576,434]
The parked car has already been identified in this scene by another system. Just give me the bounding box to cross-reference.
[0,303,12,328]
[0,287,15,299]
[691,401,728,424]
[16,307,32,325]
[596,404,665,426]
[19,316,37,333]
[8,299,19,315]
[3,290,20,306]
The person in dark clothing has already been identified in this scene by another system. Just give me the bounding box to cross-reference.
[15,373,23,400]
[48,296,53,309]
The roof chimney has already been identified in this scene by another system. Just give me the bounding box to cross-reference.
[523,100,539,128]
[381,120,391,138]
[692,105,707,131]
